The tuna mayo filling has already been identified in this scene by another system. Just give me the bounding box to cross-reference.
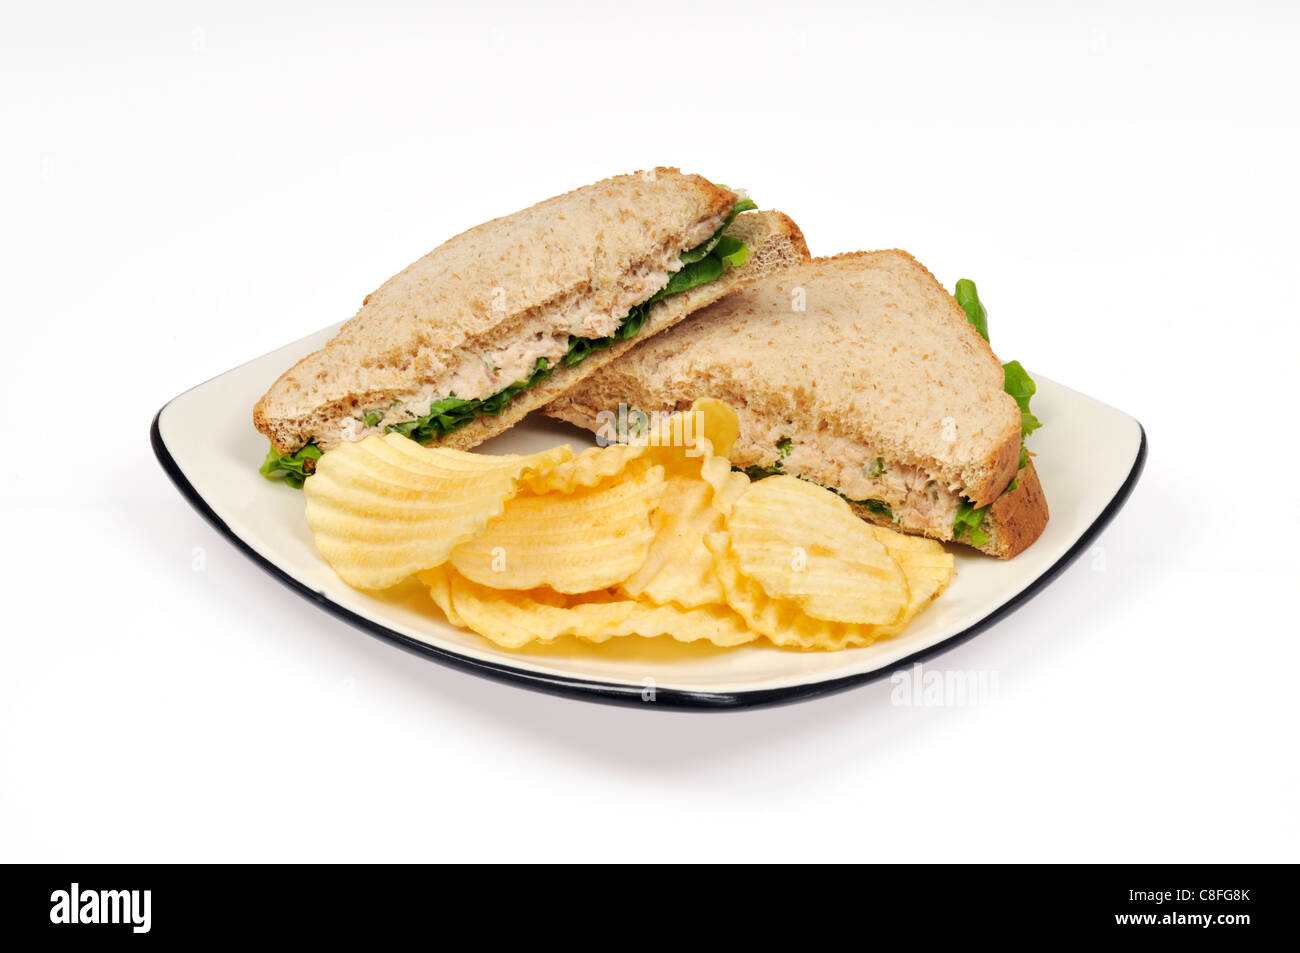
[729,406,966,539]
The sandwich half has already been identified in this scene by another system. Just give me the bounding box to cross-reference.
[545,251,1049,558]
[254,168,808,484]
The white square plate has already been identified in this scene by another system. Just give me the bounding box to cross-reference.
[153,325,1146,710]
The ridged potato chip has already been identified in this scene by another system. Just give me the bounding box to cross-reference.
[867,526,956,636]
[689,397,740,458]
[704,532,889,651]
[449,462,666,593]
[696,453,749,516]
[304,433,572,589]
[419,565,758,650]
[523,442,649,494]
[726,476,909,625]
[620,469,749,608]
[524,398,740,495]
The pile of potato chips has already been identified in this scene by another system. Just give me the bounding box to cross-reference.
[303,400,955,651]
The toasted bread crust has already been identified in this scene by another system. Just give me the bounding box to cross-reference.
[438,211,811,449]
[979,457,1049,558]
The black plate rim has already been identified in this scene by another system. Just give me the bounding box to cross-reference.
[150,406,1147,712]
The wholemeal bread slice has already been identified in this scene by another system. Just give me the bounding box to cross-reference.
[254,168,777,458]
[438,210,809,449]
[546,251,1048,558]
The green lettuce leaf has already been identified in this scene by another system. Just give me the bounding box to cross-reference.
[1002,359,1041,439]
[953,498,990,547]
[823,482,896,520]
[259,443,322,489]
[386,357,556,443]
[847,496,894,521]
[950,278,1041,546]
[660,253,725,297]
[715,235,748,268]
[955,279,990,342]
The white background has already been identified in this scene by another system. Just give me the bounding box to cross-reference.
[3,1,1296,862]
